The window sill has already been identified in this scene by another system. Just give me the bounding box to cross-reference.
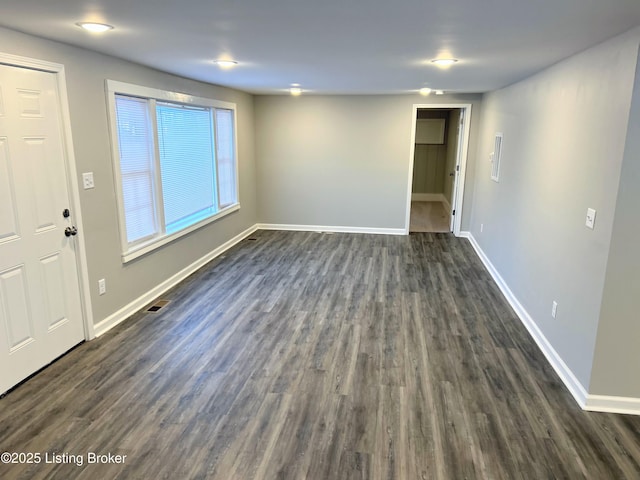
[121,203,240,263]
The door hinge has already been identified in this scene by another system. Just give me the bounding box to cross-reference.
[452,209,456,215]
[456,165,460,172]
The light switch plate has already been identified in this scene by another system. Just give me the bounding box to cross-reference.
[585,208,596,229]
[82,172,95,190]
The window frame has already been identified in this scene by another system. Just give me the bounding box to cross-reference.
[106,80,240,263]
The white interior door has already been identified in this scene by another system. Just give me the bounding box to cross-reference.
[0,63,85,394]
[449,108,465,232]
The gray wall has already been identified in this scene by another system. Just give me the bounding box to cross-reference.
[0,26,258,325]
[469,28,640,389]
[254,94,482,230]
[590,47,640,398]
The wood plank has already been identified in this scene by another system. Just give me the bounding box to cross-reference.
[1,230,639,480]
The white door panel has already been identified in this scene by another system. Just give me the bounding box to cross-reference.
[0,138,20,242]
[0,63,84,393]
[0,265,35,350]
[40,252,69,331]
[25,137,60,232]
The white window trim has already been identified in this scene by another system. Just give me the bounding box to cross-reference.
[106,80,240,263]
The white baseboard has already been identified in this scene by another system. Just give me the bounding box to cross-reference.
[466,233,640,415]
[256,223,405,236]
[412,193,446,202]
[93,224,259,337]
[584,395,640,415]
[465,233,590,409]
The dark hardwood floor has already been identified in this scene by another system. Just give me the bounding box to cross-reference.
[1,230,639,479]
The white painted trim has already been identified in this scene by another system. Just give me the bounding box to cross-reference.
[465,233,590,409]
[584,395,640,415]
[93,224,259,337]
[106,79,236,110]
[411,193,446,202]
[256,224,405,236]
[0,52,95,339]
[451,106,471,236]
[471,231,640,416]
[121,204,241,263]
[57,65,95,340]
[0,52,65,72]
[405,103,472,237]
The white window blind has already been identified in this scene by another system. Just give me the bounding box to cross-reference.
[156,103,216,233]
[108,81,239,262]
[114,95,158,243]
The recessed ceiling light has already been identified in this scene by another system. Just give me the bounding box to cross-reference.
[213,60,238,69]
[431,58,458,67]
[290,87,302,96]
[435,90,445,95]
[76,22,114,33]
[419,87,432,96]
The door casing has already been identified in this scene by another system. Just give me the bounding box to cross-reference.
[405,103,472,236]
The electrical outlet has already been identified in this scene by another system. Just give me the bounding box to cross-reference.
[551,301,558,319]
[585,208,596,229]
[98,278,106,295]
[82,172,95,190]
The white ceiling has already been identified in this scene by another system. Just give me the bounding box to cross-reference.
[2,0,640,94]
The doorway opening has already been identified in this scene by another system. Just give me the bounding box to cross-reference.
[405,103,471,235]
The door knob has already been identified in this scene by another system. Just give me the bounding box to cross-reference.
[64,226,78,237]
